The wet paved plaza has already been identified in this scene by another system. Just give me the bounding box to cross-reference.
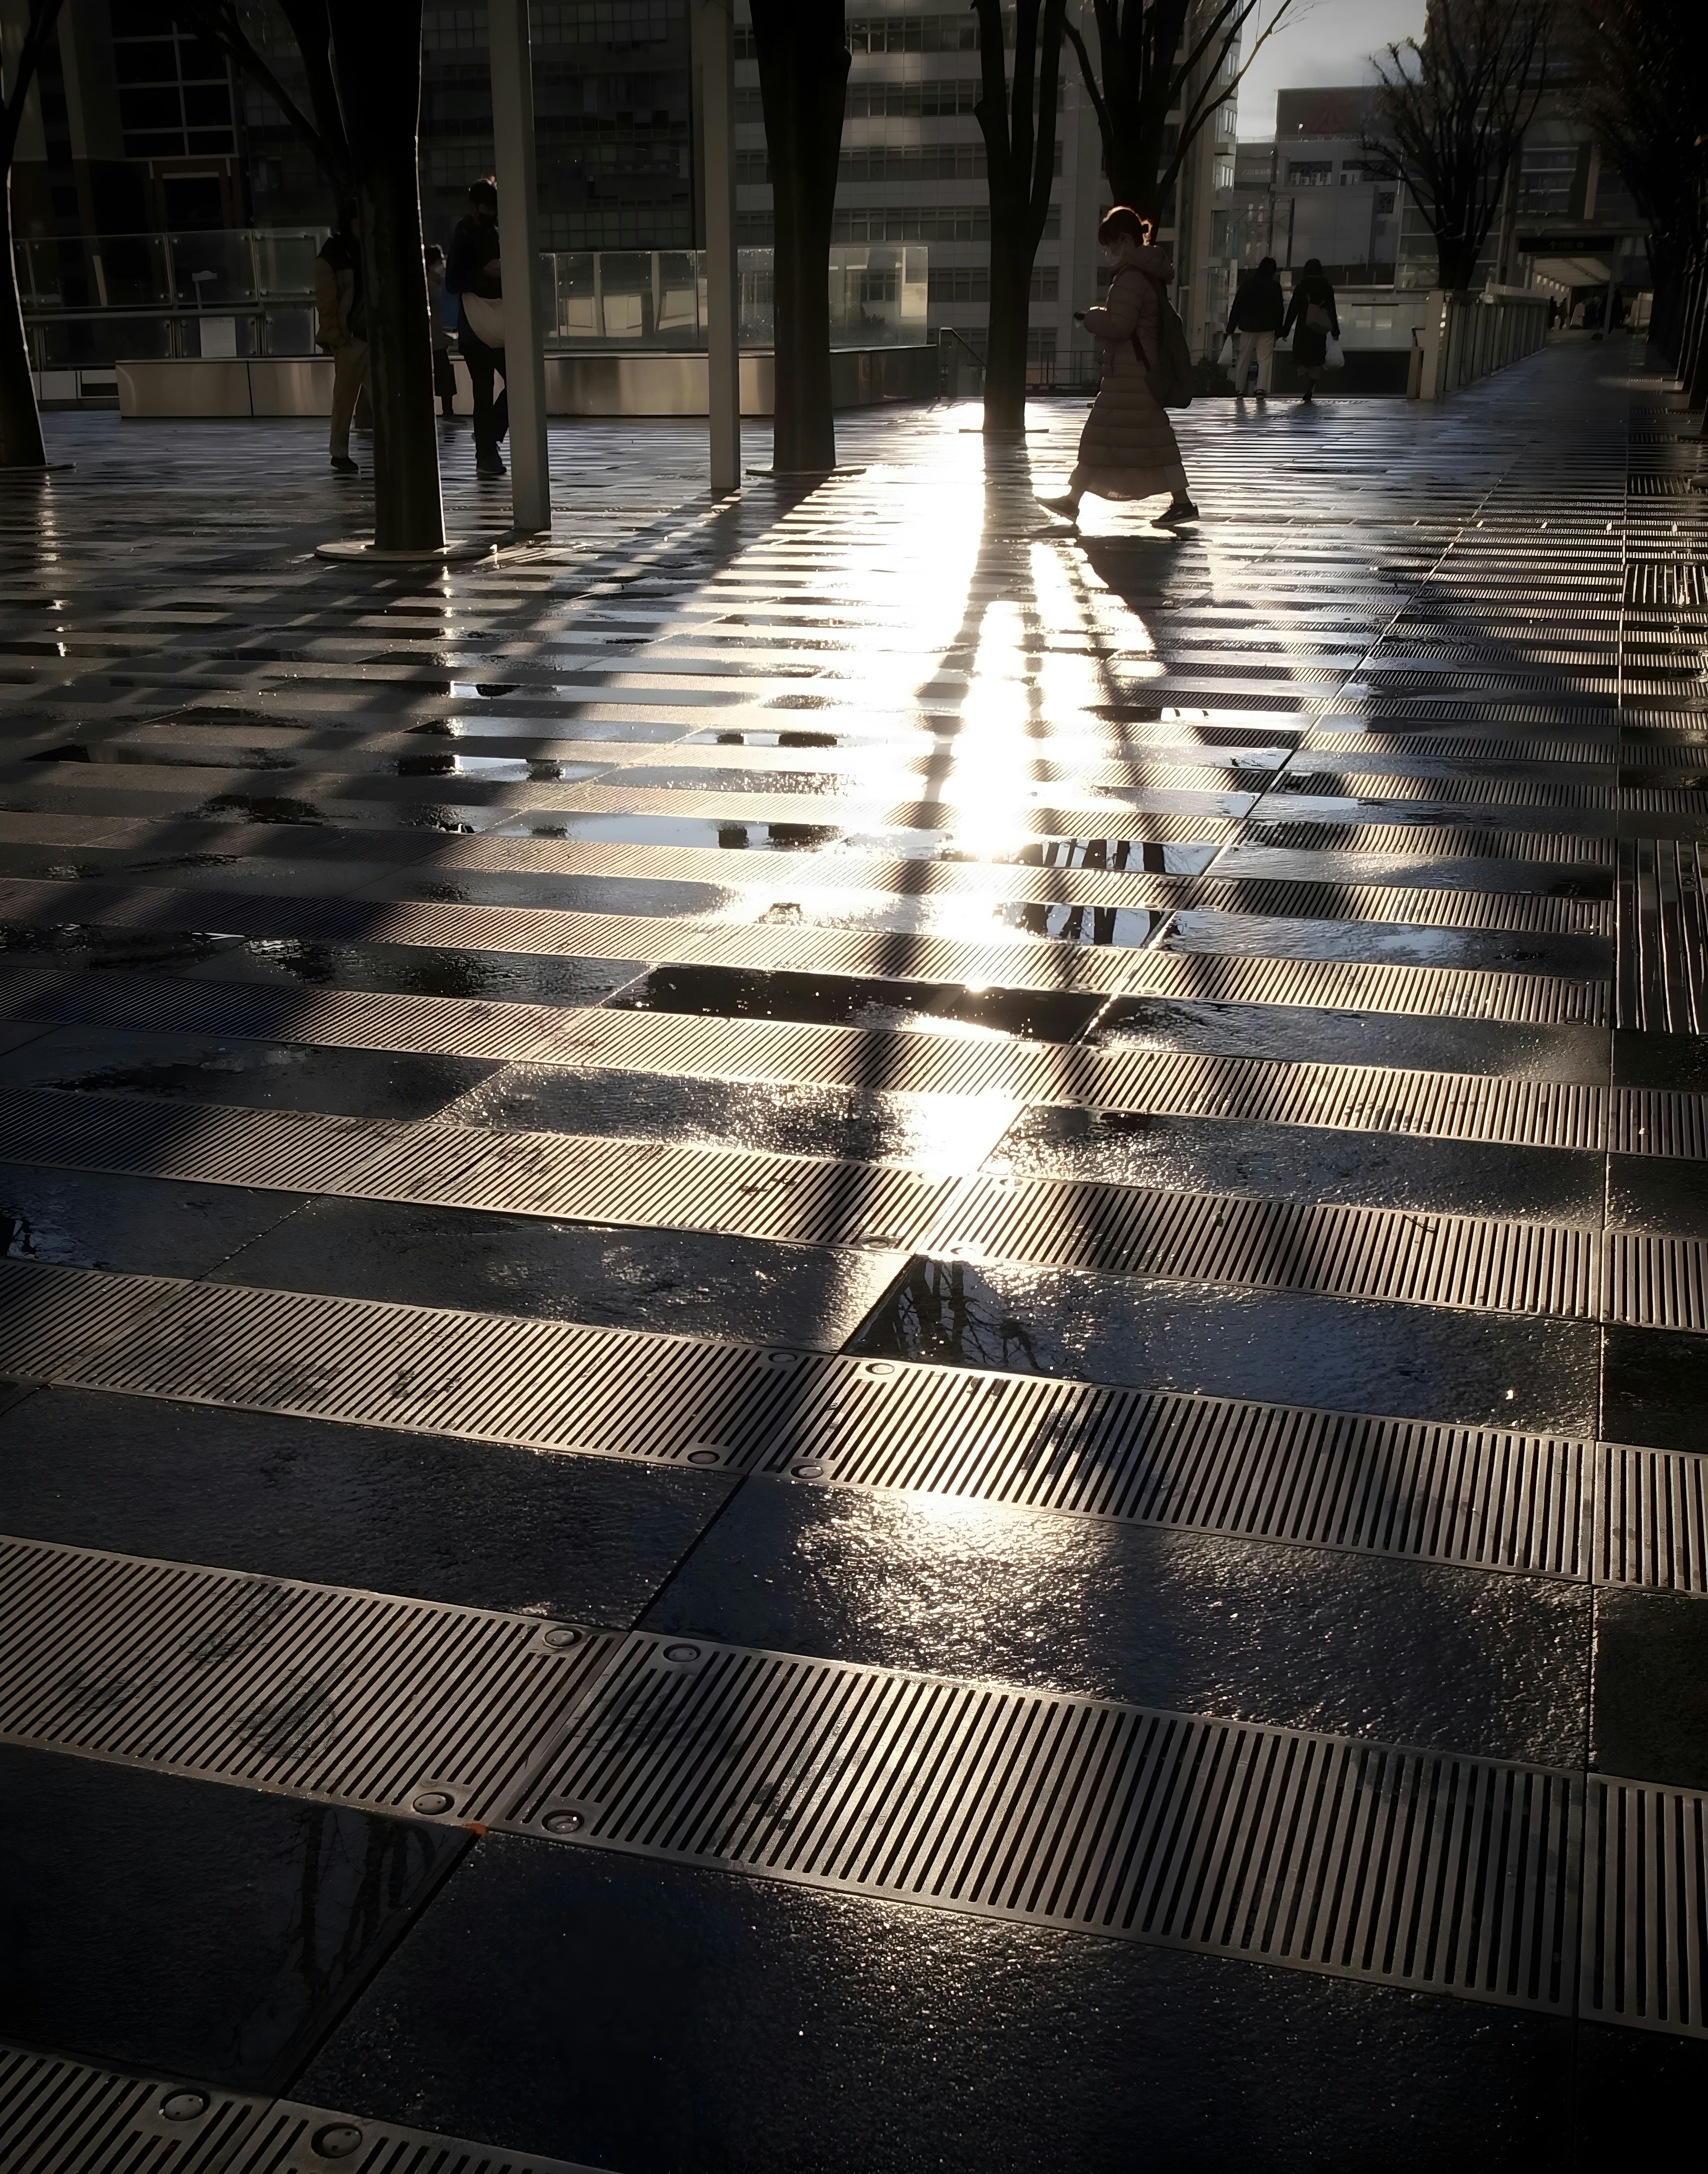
[3,345,1708,2167]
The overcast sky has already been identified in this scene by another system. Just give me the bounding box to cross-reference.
[1233,0,1428,139]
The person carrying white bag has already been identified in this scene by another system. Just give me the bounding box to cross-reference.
[1221,256,1285,403]
[446,177,509,478]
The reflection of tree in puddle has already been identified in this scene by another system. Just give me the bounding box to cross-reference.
[865,1257,1044,1374]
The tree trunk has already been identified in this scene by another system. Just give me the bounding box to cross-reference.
[752,0,849,474]
[329,1,443,551]
[0,175,47,467]
[983,238,1031,431]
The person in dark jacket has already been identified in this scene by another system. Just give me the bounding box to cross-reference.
[1226,256,1283,402]
[446,178,507,476]
[1282,259,1339,403]
[314,204,366,474]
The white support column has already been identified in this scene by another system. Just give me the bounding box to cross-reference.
[489,0,552,534]
[692,0,740,494]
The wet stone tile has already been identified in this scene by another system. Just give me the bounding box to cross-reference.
[0,1025,500,1121]
[1591,1586,1708,1791]
[1094,994,1613,1083]
[1600,1325,1708,1455]
[981,1106,1606,1224]
[212,1196,902,1351]
[177,937,644,1007]
[0,1161,303,1279]
[298,1839,1577,2174]
[644,1481,1589,1766]
[440,1062,1018,1173]
[0,1386,732,1626]
[609,962,1104,1043]
[1164,910,1614,979]
[849,1256,1601,1435]
[0,1743,464,2090]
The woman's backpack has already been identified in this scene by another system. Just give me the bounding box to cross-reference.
[1132,273,1195,408]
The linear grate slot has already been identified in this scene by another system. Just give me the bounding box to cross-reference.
[0,1537,621,1824]
[500,1635,1583,2013]
[1120,946,1607,1026]
[763,1365,1591,1575]
[0,2041,263,2174]
[1580,1778,1708,2035]
[227,2099,604,2174]
[935,1177,1603,1318]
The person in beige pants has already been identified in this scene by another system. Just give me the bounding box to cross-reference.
[314,207,367,474]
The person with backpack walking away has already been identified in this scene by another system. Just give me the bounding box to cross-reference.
[446,178,508,477]
[1283,259,1339,404]
[314,204,367,475]
[1226,256,1283,403]
[1039,206,1197,526]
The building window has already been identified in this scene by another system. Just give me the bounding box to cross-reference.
[1375,189,1397,215]
[1286,161,1333,187]
[1518,145,1577,217]
[846,79,982,117]
[1338,162,1378,185]
[109,7,235,159]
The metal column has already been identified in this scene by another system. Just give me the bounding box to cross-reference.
[693,0,740,494]
[488,0,552,534]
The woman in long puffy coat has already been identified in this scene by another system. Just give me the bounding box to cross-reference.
[1282,258,1340,404]
[1039,205,1197,525]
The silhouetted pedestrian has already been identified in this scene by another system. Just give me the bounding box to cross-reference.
[1283,258,1339,405]
[315,203,366,475]
[1039,206,1197,526]
[1227,256,1284,403]
[425,243,458,419]
[447,178,508,478]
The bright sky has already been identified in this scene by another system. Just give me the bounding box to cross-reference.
[1234,0,1429,139]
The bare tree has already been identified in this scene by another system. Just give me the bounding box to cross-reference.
[751,0,850,474]
[1368,0,1552,294]
[329,0,443,550]
[974,0,1068,432]
[0,0,68,467]
[1567,0,1708,362]
[1065,0,1297,220]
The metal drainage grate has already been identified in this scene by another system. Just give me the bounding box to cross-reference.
[45,1273,833,1463]
[214,2098,604,2174]
[937,1176,1602,1319]
[0,2045,600,2174]
[761,1365,1591,1576]
[1252,822,1614,864]
[1616,838,1708,1035]
[1120,945,1608,1027]
[0,2041,263,2174]
[501,1635,1582,2015]
[0,1537,619,1824]
[1597,1445,1708,1594]
[0,1088,955,1254]
[1580,1777,1708,2036]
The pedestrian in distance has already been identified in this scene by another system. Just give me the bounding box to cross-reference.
[1283,258,1339,405]
[1226,255,1283,403]
[447,178,508,477]
[424,242,459,419]
[314,202,367,475]
[1038,205,1198,527]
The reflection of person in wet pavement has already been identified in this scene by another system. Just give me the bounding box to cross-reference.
[1039,206,1198,529]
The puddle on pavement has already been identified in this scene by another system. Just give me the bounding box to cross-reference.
[600,766,867,797]
[178,938,639,1007]
[848,1255,1601,1435]
[608,962,1104,1043]
[686,729,842,748]
[0,920,241,970]
[1164,910,1614,977]
[1093,993,1613,1083]
[487,812,844,853]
